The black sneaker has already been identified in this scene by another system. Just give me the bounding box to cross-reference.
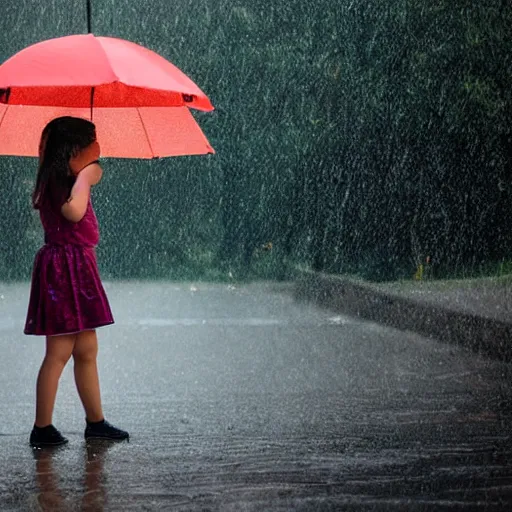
[30,424,69,447]
[84,419,129,441]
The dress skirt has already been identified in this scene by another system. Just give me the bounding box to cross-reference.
[24,243,114,336]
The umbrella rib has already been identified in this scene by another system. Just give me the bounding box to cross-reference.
[93,36,121,83]
[0,104,10,155]
[0,104,8,131]
[136,107,155,158]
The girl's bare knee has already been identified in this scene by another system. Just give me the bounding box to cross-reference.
[43,352,71,368]
[73,330,98,363]
[73,350,97,364]
[44,334,76,366]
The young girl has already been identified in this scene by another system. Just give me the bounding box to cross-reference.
[24,116,128,447]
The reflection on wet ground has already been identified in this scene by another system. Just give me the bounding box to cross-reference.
[32,440,115,511]
[33,446,66,511]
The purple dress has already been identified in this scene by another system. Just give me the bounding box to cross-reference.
[24,198,114,336]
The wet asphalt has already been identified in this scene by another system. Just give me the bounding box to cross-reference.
[0,281,511,511]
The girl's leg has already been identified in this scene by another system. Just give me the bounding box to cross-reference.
[73,329,104,422]
[35,335,76,427]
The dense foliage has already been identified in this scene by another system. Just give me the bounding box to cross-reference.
[1,0,511,281]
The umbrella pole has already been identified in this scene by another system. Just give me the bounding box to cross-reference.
[90,87,95,121]
[86,0,92,33]
[87,0,93,121]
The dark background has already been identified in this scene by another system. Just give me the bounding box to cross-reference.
[1,0,511,282]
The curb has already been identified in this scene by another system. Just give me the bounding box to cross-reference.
[294,270,512,362]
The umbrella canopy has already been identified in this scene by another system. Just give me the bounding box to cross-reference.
[0,34,215,158]
[0,104,214,158]
[0,34,214,111]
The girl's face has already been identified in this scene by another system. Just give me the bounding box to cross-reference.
[69,140,101,176]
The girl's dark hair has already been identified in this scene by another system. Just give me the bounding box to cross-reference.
[32,116,97,210]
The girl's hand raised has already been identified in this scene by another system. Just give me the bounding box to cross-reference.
[61,162,103,222]
[79,162,103,186]
[69,141,101,176]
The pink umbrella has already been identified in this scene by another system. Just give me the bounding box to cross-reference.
[0,34,214,158]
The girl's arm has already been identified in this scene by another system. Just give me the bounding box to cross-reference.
[61,162,103,223]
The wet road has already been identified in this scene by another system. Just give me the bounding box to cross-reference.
[0,281,511,511]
